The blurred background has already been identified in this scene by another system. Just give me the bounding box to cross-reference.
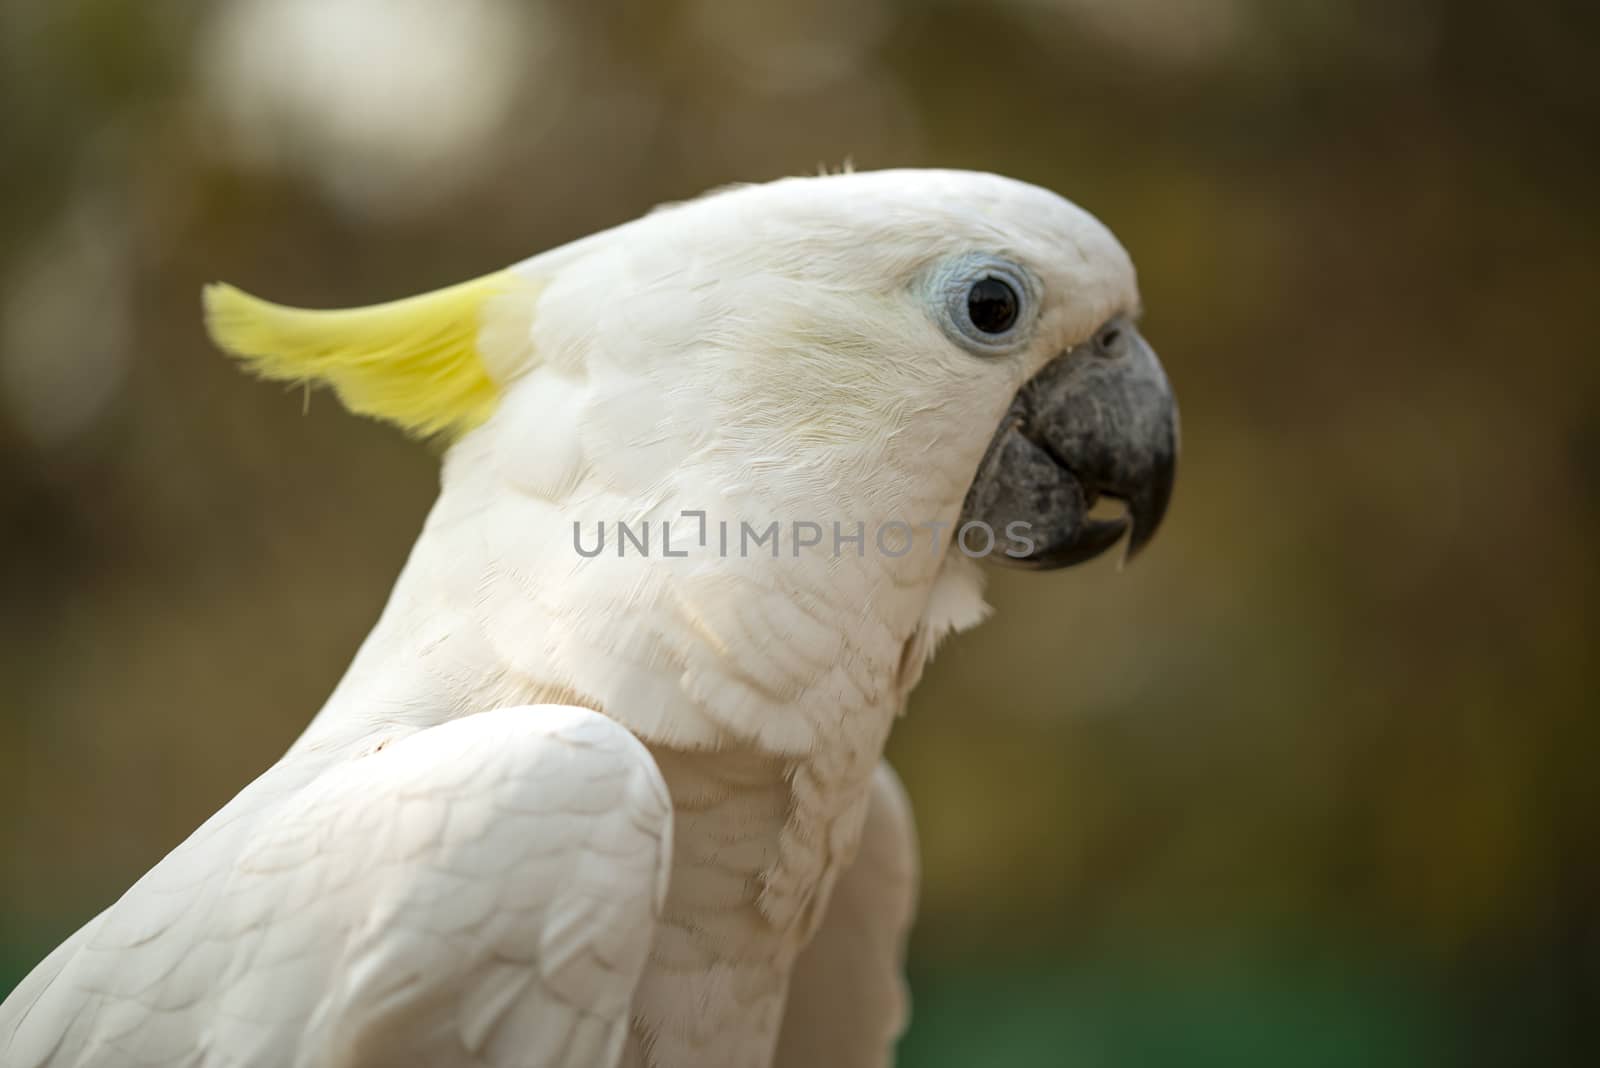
[1,1,1595,1064]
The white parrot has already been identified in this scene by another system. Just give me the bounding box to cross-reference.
[1,169,1176,1068]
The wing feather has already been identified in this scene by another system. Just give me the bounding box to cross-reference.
[1,706,671,1068]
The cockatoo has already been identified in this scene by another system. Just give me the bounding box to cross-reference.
[1,169,1176,1067]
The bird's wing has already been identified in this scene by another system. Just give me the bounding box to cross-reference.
[1,705,672,1068]
[772,762,919,1068]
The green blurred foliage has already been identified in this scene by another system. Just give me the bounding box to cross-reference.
[1,1,1596,1064]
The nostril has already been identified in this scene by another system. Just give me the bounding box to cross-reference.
[1096,327,1122,352]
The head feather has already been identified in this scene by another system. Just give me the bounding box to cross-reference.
[203,271,532,439]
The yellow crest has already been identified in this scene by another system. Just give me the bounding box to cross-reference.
[203,271,530,439]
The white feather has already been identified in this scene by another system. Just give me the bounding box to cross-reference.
[3,168,1140,1068]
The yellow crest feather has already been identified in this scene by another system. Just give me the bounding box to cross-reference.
[203,271,521,439]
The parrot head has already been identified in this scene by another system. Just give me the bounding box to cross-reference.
[204,169,1176,746]
[206,169,1173,569]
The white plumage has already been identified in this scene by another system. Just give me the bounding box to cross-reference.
[4,709,671,1067]
[2,169,1147,1067]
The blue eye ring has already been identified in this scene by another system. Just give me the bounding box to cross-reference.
[931,254,1039,355]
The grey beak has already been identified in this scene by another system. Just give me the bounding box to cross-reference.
[959,321,1177,569]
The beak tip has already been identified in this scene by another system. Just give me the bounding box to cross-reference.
[1120,452,1176,566]
[1120,530,1152,569]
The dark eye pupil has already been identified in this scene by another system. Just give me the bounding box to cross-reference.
[967,276,1018,334]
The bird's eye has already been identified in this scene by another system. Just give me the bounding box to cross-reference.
[967,276,1019,335]
[934,255,1036,353]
